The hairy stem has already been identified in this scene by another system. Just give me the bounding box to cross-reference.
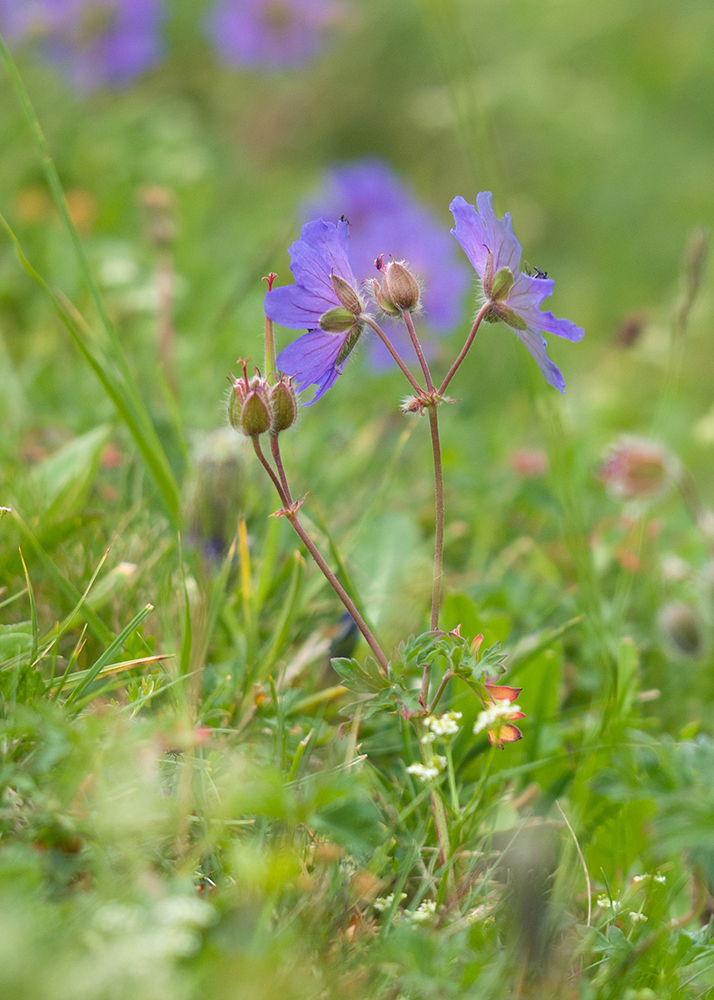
[252,437,389,671]
[428,404,444,632]
[270,433,291,500]
[426,670,454,716]
[362,315,425,395]
[439,301,492,396]
[403,310,434,391]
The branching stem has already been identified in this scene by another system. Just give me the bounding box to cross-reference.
[428,405,444,633]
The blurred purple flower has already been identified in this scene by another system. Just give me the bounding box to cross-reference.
[265,218,364,403]
[0,0,164,91]
[207,0,341,70]
[305,159,469,366]
[450,193,583,392]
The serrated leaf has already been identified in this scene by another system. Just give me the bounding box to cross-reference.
[331,655,390,694]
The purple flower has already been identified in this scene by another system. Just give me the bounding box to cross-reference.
[0,0,164,91]
[305,159,469,365]
[207,0,341,70]
[450,193,583,392]
[265,218,365,403]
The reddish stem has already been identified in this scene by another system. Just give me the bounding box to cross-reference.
[438,301,491,396]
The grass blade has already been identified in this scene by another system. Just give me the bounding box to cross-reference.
[65,604,154,706]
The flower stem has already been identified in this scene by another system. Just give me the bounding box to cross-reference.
[269,433,291,499]
[403,310,434,391]
[262,273,278,376]
[438,300,492,396]
[428,404,444,632]
[362,315,425,395]
[252,437,389,671]
[426,669,453,716]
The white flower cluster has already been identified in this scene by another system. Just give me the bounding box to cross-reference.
[632,873,666,884]
[373,892,406,912]
[595,894,620,912]
[472,700,520,736]
[423,711,462,739]
[403,899,437,924]
[628,911,648,922]
[407,757,446,782]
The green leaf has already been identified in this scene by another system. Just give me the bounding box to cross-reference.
[27,424,111,521]
[331,655,390,694]
[0,622,33,663]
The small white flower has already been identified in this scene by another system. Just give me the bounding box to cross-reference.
[472,701,521,736]
[407,762,441,782]
[595,894,620,912]
[373,892,406,912]
[654,874,666,884]
[628,911,648,922]
[632,874,649,883]
[421,733,435,745]
[404,899,437,924]
[424,711,463,737]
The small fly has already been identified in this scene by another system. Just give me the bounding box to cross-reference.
[524,261,548,279]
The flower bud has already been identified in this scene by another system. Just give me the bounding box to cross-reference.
[228,369,272,438]
[330,273,362,316]
[240,383,272,437]
[228,380,244,431]
[382,260,420,312]
[270,377,298,434]
[369,277,400,317]
[319,307,358,333]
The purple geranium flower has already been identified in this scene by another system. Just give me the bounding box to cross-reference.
[265,217,365,403]
[450,193,583,392]
[0,0,164,91]
[207,0,341,70]
[306,159,469,365]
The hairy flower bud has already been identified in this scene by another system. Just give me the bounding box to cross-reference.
[270,377,298,433]
[383,260,420,312]
[229,367,272,438]
[369,277,400,317]
[330,272,362,316]
[241,384,272,437]
[228,381,244,431]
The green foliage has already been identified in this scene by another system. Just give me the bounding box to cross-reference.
[1,1,714,996]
